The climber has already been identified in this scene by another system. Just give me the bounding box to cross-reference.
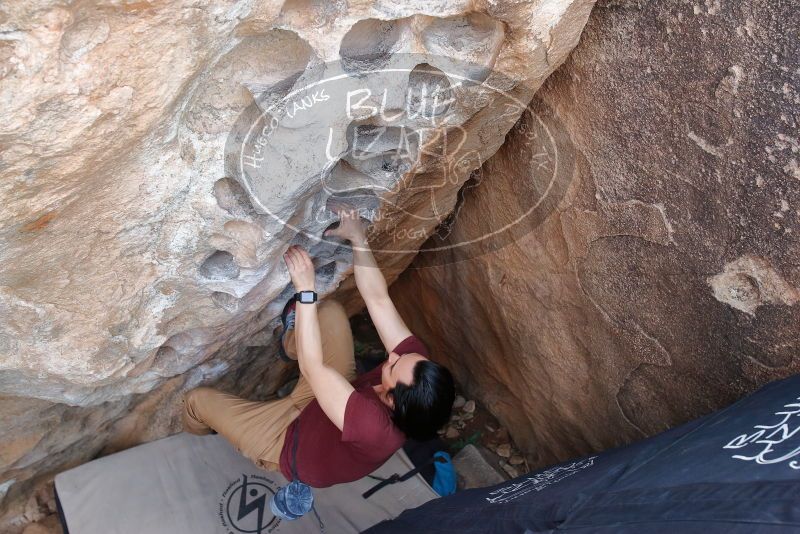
[182,208,455,488]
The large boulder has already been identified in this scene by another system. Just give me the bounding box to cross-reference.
[392,0,799,468]
[0,0,594,529]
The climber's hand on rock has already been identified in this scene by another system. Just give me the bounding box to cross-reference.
[325,205,367,246]
[284,245,315,292]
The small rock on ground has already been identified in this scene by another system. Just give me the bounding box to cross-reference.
[445,426,460,439]
[496,443,512,458]
[452,444,507,490]
[502,463,519,478]
[463,400,476,413]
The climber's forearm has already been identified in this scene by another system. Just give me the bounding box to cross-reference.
[327,213,411,350]
[282,243,352,431]
[294,301,324,375]
[351,237,390,302]
[351,238,412,352]
[293,299,354,432]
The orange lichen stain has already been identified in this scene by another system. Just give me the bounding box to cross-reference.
[20,211,57,232]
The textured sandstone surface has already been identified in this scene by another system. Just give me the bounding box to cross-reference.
[0,0,594,528]
[392,0,799,469]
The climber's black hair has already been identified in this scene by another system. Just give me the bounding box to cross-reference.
[389,359,455,441]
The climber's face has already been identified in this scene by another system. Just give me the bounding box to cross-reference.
[381,351,426,405]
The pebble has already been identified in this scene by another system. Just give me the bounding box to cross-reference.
[463,400,476,413]
[496,443,512,458]
[23,495,44,523]
[509,454,525,466]
[453,395,466,409]
[461,412,474,421]
[445,426,460,439]
[502,463,519,478]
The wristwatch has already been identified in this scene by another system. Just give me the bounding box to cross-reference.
[294,290,318,304]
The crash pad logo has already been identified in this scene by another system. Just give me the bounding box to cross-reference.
[724,396,800,469]
[219,474,281,534]
[485,456,597,504]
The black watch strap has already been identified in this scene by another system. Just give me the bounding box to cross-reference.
[294,291,318,304]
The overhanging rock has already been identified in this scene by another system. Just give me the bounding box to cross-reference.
[0,0,595,528]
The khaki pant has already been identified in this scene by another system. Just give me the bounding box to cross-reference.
[182,299,356,471]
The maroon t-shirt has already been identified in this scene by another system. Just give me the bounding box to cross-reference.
[278,335,429,487]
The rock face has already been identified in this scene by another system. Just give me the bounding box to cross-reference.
[392,0,799,468]
[0,0,595,529]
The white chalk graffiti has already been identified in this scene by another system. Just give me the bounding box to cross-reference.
[723,397,800,469]
[485,457,597,504]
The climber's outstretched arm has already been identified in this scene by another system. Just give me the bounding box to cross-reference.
[324,209,413,353]
[284,246,353,431]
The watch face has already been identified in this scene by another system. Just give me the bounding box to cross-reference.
[299,292,315,303]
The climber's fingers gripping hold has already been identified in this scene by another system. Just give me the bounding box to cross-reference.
[283,246,315,292]
[324,206,366,245]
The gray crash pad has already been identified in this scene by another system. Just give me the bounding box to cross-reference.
[55,433,437,534]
